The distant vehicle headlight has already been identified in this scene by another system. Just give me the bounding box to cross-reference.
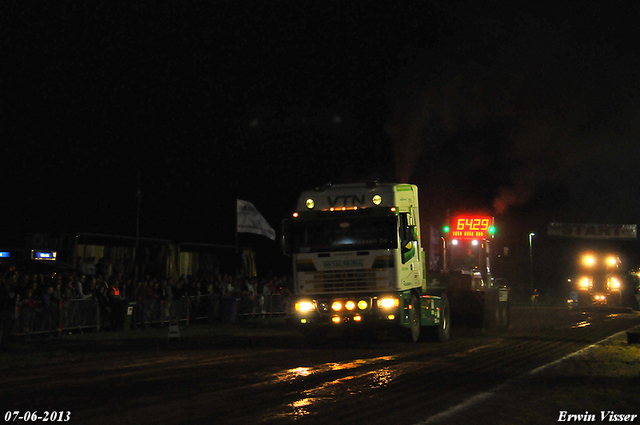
[579,277,591,289]
[608,277,621,289]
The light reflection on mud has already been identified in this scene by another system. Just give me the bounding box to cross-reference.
[289,398,314,418]
[269,356,397,420]
[371,368,393,387]
[572,320,591,328]
[271,356,395,384]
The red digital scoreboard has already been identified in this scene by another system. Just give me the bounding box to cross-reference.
[450,216,494,240]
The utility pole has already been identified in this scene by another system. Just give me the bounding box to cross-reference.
[529,232,535,306]
[135,169,141,281]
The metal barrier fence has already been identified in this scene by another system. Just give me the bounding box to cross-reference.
[10,294,289,336]
[134,294,288,326]
[14,299,100,336]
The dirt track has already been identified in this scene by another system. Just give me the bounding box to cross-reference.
[1,307,639,424]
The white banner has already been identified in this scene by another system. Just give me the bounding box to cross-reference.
[547,223,637,240]
[237,200,276,240]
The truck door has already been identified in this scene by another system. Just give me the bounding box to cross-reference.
[400,212,421,287]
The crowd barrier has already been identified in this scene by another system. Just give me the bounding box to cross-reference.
[14,299,100,336]
[134,293,288,326]
[10,294,289,336]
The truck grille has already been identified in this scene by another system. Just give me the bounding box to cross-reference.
[312,269,377,292]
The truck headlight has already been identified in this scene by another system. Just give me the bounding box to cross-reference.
[295,301,315,312]
[377,297,399,309]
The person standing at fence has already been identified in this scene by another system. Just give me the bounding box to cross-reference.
[61,277,74,301]
[262,280,273,315]
[114,258,125,280]
[122,278,135,302]
[74,274,91,300]
[86,257,97,277]
[239,279,254,318]
[108,279,126,329]
[60,276,75,329]
[95,285,111,329]
[159,279,173,322]
[30,274,41,298]
[40,285,55,332]
[85,276,97,298]
[1,271,19,349]
[20,287,37,333]
[51,281,62,306]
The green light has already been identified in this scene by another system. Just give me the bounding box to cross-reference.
[443,226,450,233]
[489,226,496,234]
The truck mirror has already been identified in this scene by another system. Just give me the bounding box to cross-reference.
[407,225,418,242]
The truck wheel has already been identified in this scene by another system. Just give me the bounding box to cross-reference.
[433,293,451,342]
[409,295,422,342]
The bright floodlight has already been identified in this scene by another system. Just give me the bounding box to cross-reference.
[579,277,591,288]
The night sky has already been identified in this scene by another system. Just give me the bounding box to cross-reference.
[4,1,640,283]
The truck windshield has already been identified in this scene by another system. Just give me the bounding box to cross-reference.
[291,216,398,253]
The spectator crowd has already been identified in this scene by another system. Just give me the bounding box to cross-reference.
[0,256,292,347]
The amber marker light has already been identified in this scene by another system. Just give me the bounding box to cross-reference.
[331,301,343,311]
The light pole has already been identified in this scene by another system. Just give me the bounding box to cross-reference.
[529,233,535,306]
